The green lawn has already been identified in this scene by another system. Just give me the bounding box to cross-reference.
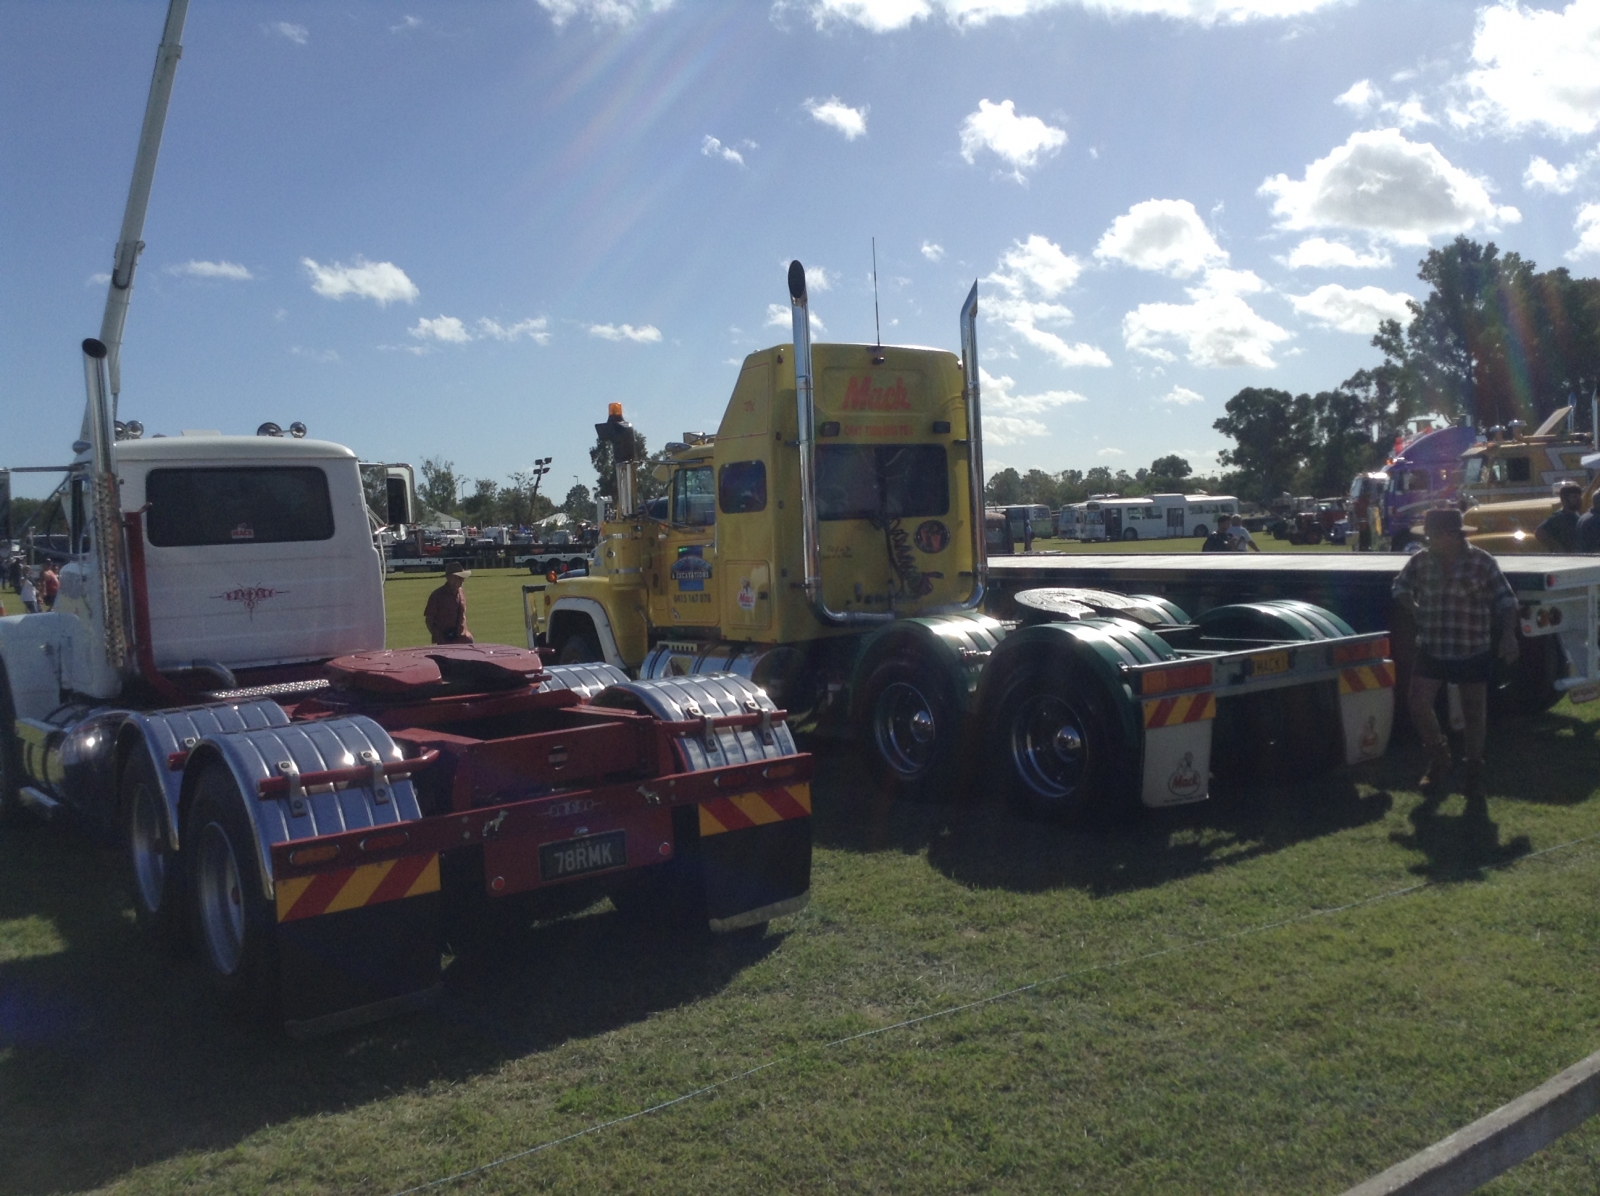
[3,569,1600,1193]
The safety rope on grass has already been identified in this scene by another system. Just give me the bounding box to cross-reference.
[389,829,1600,1195]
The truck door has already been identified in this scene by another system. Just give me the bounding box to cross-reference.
[650,463,718,629]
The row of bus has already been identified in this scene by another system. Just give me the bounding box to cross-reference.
[1043,489,1241,540]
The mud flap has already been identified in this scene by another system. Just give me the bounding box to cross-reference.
[276,892,442,1037]
[1338,663,1396,766]
[696,785,813,932]
[1139,694,1214,807]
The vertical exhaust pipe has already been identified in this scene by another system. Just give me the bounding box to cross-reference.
[81,339,131,672]
[788,261,824,612]
[958,281,987,609]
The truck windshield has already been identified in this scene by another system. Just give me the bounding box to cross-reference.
[672,465,715,526]
[816,444,949,521]
[146,467,335,546]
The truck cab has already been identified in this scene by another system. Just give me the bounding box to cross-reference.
[1459,408,1590,508]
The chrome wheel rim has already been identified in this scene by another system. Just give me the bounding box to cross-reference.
[129,781,166,914]
[874,680,939,778]
[196,820,245,976]
[1010,694,1089,800]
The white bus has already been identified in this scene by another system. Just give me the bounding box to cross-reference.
[1092,494,1241,541]
[1057,503,1091,540]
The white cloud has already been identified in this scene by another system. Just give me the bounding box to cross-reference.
[1278,237,1393,270]
[983,236,1110,369]
[478,317,551,344]
[538,0,673,27]
[794,0,1345,32]
[1161,386,1205,405]
[1096,447,1126,457]
[1335,79,1379,115]
[921,242,945,262]
[268,22,308,43]
[1289,284,1415,334]
[1452,0,1600,137]
[588,322,662,343]
[1524,153,1595,195]
[959,99,1066,175]
[701,135,745,167]
[985,416,1049,445]
[87,272,111,287]
[391,15,423,32]
[1259,129,1520,247]
[766,302,825,333]
[1334,78,1435,129]
[1123,269,1292,369]
[167,259,253,281]
[1569,203,1600,260]
[1094,198,1227,277]
[980,367,1087,416]
[302,257,419,305]
[806,97,868,140]
[989,234,1082,297]
[781,263,835,291]
[409,315,472,344]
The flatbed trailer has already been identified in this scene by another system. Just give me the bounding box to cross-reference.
[986,553,1600,713]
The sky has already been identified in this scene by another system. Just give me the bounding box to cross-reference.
[5,0,1600,502]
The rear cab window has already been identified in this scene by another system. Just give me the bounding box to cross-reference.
[816,444,949,521]
[145,467,335,546]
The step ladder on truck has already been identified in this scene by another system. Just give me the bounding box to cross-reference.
[524,262,1399,823]
[0,0,814,1037]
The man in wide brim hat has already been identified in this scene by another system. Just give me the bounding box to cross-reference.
[1391,506,1518,800]
[424,560,474,644]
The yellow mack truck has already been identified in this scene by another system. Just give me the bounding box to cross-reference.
[526,264,1397,821]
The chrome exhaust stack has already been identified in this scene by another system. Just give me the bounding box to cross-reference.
[81,338,132,671]
[955,280,987,609]
[789,260,891,627]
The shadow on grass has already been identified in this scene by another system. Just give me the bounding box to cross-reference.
[0,822,777,1196]
[810,751,1396,898]
[1388,792,1532,882]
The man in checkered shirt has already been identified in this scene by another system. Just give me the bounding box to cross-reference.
[1392,507,1520,800]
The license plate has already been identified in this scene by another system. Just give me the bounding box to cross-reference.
[1250,649,1289,677]
[539,830,627,881]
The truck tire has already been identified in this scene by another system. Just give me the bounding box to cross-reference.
[857,652,961,802]
[556,629,603,665]
[0,669,23,826]
[187,764,278,1017]
[987,656,1137,825]
[1122,528,1139,542]
[123,748,186,950]
[1193,524,1208,538]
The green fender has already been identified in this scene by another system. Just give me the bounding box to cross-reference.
[1195,599,1354,642]
[849,611,1009,718]
[976,617,1177,751]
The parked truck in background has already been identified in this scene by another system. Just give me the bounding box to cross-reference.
[0,0,813,1036]
[526,263,1397,821]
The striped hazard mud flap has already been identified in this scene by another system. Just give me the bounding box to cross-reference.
[1140,694,1216,808]
[273,854,443,1037]
[696,784,813,933]
[1337,662,1396,765]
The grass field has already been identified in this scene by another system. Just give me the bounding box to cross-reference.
[4,568,1600,1194]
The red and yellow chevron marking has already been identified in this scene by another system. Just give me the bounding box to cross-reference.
[1142,692,1216,729]
[275,853,440,923]
[698,783,812,837]
[1339,662,1396,695]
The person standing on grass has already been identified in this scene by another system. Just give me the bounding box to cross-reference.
[40,563,59,610]
[1392,507,1519,802]
[1579,492,1600,553]
[1203,511,1228,553]
[1023,514,1034,553]
[1535,483,1583,552]
[1226,515,1260,552]
[18,571,38,614]
[423,561,474,645]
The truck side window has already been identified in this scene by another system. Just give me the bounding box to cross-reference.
[146,467,335,547]
[672,466,716,527]
[718,461,767,514]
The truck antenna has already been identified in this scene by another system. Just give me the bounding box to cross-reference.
[872,237,882,356]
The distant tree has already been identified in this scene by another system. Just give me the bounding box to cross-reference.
[590,431,650,504]
[419,456,459,515]
[1146,455,1192,493]
[1213,388,1314,502]
[985,468,1023,506]
[459,477,500,525]
[562,483,593,519]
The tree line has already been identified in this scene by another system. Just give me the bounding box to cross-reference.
[1215,237,1600,502]
[985,455,1227,510]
